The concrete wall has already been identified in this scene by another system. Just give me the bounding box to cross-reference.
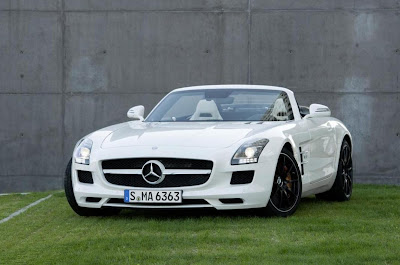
[1,0,399,192]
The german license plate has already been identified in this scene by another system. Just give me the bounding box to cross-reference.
[124,190,182,203]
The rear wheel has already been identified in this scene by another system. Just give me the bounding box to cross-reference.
[316,139,353,201]
[264,148,302,217]
[64,158,121,216]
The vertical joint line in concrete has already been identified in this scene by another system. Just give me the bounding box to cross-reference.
[61,0,66,176]
[247,0,252,84]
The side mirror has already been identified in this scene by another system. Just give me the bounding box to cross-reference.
[304,104,331,119]
[127,105,145,121]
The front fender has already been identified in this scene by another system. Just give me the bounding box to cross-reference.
[332,120,352,174]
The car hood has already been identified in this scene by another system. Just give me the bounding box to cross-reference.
[100,121,283,149]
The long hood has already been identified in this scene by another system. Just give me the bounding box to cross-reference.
[100,121,283,149]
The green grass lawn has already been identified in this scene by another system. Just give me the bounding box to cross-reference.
[0,191,51,220]
[0,184,399,264]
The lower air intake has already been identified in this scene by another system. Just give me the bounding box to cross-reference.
[230,171,254,185]
[77,170,93,184]
[107,198,209,206]
[104,174,210,188]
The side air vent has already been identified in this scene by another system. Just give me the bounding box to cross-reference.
[299,147,304,175]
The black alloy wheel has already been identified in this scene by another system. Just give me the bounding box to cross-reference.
[341,142,353,199]
[264,147,302,217]
[316,139,353,201]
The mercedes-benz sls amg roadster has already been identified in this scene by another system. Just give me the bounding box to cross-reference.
[65,85,353,217]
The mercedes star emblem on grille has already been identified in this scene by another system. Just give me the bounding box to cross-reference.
[141,160,166,184]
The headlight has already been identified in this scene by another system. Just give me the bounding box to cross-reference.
[74,138,93,165]
[231,139,269,165]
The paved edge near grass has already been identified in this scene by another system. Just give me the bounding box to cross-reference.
[0,194,53,224]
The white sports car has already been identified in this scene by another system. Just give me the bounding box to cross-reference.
[65,85,353,217]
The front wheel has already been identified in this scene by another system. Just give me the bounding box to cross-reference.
[263,148,302,217]
[64,158,121,216]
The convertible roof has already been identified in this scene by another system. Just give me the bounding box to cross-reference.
[172,84,293,94]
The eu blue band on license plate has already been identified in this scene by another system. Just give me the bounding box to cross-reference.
[124,190,129,202]
[124,190,182,203]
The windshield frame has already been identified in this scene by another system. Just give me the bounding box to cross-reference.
[145,87,299,122]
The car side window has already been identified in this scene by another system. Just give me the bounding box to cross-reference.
[299,106,310,118]
[262,92,294,121]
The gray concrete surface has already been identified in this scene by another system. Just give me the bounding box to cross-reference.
[1,0,399,192]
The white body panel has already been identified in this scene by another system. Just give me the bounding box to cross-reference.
[71,85,352,210]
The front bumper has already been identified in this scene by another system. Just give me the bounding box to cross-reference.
[72,146,278,210]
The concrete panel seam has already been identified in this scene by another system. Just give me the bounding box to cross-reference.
[293,91,400,94]
[251,8,400,12]
[3,8,400,12]
[0,10,60,13]
[64,92,168,95]
[2,91,398,95]
[31,10,247,13]
[247,0,252,84]
[0,175,61,177]
[61,0,66,181]
[0,92,167,95]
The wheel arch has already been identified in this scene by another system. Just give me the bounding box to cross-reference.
[332,131,353,183]
[343,134,352,154]
[285,137,302,160]
[282,142,294,154]
[279,139,302,177]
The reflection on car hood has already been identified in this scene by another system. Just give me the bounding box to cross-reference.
[101,121,284,149]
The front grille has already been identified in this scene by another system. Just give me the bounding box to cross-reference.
[107,198,209,206]
[77,170,93,184]
[102,158,213,170]
[101,158,213,188]
[104,174,210,188]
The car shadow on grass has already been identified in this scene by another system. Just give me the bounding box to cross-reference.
[118,208,257,219]
[109,196,328,220]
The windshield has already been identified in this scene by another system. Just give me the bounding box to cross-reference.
[146,89,294,122]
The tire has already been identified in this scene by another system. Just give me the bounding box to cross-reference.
[64,158,121,216]
[316,139,353,201]
[263,147,302,217]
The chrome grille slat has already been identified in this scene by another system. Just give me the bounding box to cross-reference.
[103,169,212,175]
[102,158,213,170]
